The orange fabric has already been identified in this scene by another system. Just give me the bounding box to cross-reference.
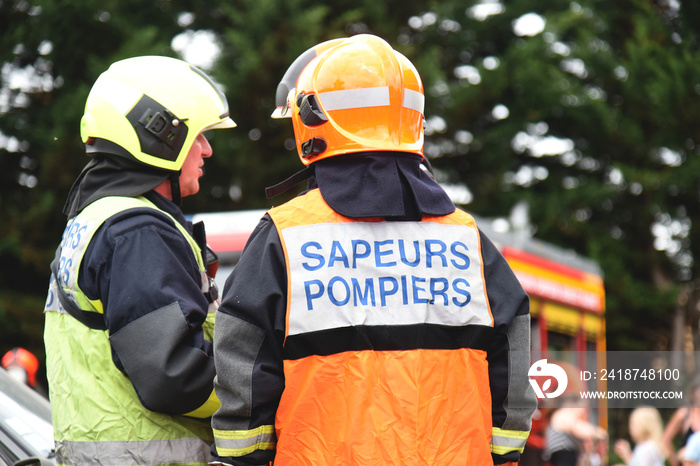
[275,349,492,465]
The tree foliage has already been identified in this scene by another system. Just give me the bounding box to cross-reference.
[1,0,699,383]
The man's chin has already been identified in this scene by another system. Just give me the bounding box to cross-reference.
[180,185,200,198]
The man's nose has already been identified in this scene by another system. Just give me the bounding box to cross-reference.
[201,135,213,157]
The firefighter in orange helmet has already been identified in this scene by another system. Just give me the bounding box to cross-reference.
[211,34,536,465]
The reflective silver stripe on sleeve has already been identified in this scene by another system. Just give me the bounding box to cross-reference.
[403,88,424,113]
[214,426,276,457]
[491,428,529,454]
[319,87,390,111]
[55,437,211,466]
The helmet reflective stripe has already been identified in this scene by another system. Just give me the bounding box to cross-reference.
[403,89,425,114]
[319,87,390,111]
[317,87,425,114]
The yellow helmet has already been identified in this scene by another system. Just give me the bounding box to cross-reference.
[272,35,425,165]
[80,56,236,171]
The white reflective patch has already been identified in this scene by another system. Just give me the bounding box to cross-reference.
[319,87,390,111]
[44,279,67,314]
[91,76,142,115]
[403,89,425,114]
[281,222,492,336]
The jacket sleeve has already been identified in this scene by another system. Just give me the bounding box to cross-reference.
[212,215,286,466]
[479,230,537,465]
[79,209,217,416]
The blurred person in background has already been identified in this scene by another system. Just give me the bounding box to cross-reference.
[614,406,666,466]
[43,56,236,466]
[664,376,700,466]
[543,396,608,466]
[1,347,39,388]
[210,34,536,466]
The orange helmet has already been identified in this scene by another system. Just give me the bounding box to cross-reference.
[272,34,425,165]
[2,347,39,387]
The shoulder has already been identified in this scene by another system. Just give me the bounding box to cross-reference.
[83,204,189,266]
[100,205,181,240]
[73,196,180,240]
[268,189,336,227]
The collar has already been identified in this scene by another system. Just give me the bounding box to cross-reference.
[142,190,189,227]
[63,154,170,218]
[314,153,455,220]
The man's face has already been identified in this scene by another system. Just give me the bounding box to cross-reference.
[179,133,213,198]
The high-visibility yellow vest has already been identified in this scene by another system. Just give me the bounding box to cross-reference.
[44,196,216,466]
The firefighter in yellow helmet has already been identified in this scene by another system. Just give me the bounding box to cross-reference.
[211,34,536,465]
[43,56,235,466]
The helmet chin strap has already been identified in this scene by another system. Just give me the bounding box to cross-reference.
[169,172,182,206]
[265,165,315,199]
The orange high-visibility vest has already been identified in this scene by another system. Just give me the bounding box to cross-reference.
[268,188,495,465]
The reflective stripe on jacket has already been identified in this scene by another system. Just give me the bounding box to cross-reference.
[212,188,535,465]
[44,195,216,466]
